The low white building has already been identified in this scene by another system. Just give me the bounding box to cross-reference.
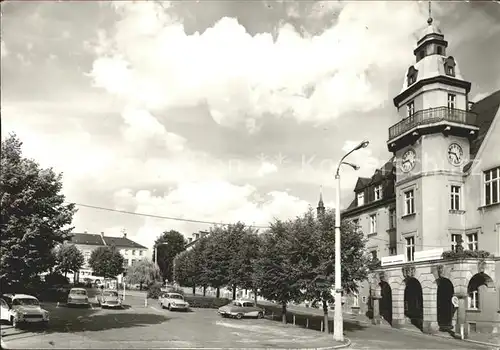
[69,231,148,285]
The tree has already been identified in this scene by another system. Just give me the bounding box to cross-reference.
[173,250,192,290]
[88,246,125,280]
[0,134,76,290]
[125,259,161,290]
[154,230,187,283]
[255,219,303,324]
[55,243,84,279]
[202,226,232,298]
[294,208,370,332]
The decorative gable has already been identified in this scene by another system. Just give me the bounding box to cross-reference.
[444,56,456,77]
[407,66,419,86]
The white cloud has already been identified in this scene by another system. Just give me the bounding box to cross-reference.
[257,162,278,177]
[111,181,311,249]
[89,1,429,133]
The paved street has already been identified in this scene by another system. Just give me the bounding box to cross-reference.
[1,295,495,349]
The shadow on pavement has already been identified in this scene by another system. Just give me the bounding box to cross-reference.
[260,304,367,334]
[30,312,170,334]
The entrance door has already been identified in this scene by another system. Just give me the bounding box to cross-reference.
[379,281,393,325]
[437,277,454,331]
[404,277,423,330]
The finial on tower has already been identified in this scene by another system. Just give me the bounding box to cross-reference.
[317,185,325,216]
[319,185,324,204]
[427,0,433,25]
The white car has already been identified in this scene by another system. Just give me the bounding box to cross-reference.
[159,292,189,311]
[0,294,50,328]
[67,288,90,307]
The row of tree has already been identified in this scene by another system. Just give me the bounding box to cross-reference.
[173,209,372,325]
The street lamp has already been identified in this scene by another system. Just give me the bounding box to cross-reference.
[333,140,369,342]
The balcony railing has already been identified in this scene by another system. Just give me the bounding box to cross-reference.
[388,107,478,140]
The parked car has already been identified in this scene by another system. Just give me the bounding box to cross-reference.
[158,292,189,311]
[218,300,264,319]
[96,290,122,309]
[0,294,50,328]
[67,288,90,307]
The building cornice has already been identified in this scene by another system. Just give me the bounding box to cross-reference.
[393,75,472,107]
[395,170,465,187]
[342,196,396,218]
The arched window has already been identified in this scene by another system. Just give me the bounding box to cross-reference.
[467,273,494,310]
[407,66,419,87]
[444,56,456,77]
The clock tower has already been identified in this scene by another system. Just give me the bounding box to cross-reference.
[388,11,480,251]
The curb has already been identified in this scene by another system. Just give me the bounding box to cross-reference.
[314,338,352,350]
[1,338,8,349]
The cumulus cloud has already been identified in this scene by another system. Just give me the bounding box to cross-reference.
[111,181,311,249]
[89,1,429,133]
[257,162,278,177]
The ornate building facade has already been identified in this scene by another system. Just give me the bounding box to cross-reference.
[343,14,500,336]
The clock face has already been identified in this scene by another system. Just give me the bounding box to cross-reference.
[401,149,416,173]
[448,143,464,166]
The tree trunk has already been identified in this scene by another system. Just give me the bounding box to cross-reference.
[323,300,329,333]
[253,288,258,304]
[192,285,196,296]
[216,287,220,298]
[203,286,207,296]
[232,285,237,300]
[139,282,143,291]
[64,271,67,278]
[281,302,287,324]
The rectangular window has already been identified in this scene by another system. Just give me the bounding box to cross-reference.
[357,192,364,206]
[352,219,359,231]
[389,209,396,229]
[447,66,455,76]
[352,294,359,308]
[404,190,415,215]
[139,250,143,256]
[467,232,478,251]
[389,247,397,255]
[374,185,382,201]
[406,236,415,262]
[484,167,500,206]
[447,94,456,109]
[451,234,461,252]
[370,250,378,260]
[468,290,479,310]
[132,250,136,256]
[369,214,377,234]
[407,101,415,118]
[450,185,461,210]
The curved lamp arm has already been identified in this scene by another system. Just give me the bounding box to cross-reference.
[335,140,369,176]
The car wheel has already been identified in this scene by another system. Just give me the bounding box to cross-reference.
[236,313,243,319]
[168,304,172,311]
[257,312,264,319]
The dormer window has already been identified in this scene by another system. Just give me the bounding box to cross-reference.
[357,192,365,206]
[407,66,418,87]
[444,56,456,77]
[374,185,383,201]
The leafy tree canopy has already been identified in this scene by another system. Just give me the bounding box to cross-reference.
[0,134,76,288]
[88,246,125,279]
[125,259,161,286]
[154,230,187,282]
[55,243,84,276]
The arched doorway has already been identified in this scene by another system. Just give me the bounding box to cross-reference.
[379,281,392,325]
[437,277,454,331]
[404,277,423,330]
[467,273,494,311]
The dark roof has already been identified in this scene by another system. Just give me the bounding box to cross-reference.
[70,233,104,246]
[69,233,147,249]
[103,236,147,249]
[353,177,371,191]
[463,89,500,172]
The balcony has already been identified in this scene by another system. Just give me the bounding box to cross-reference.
[388,107,478,144]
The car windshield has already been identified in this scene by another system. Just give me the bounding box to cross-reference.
[168,294,183,299]
[13,298,39,306]
[232,302,242,307]
[70,290,87,295]
[104,291,118,297]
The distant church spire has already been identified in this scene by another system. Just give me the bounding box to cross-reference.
[317,186,325,216]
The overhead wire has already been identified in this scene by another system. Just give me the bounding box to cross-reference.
[67,201,452,249]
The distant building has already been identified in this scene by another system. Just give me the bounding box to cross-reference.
[69,231,148,285]
[185,230,210,251]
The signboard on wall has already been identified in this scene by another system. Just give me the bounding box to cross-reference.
[381,254,406,266]
[414,248,444,262]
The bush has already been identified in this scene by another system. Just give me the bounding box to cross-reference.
[147,282,163,299]
[44,273,70,287]
[184,295,231,309]
[442,250,492,260]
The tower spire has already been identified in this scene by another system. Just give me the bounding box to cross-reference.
[428,0,433,25]
[317,186,325,216]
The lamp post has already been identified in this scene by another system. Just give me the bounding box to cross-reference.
[333,140,369,342]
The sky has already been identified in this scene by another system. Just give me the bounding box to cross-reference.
[2,1,500,251]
